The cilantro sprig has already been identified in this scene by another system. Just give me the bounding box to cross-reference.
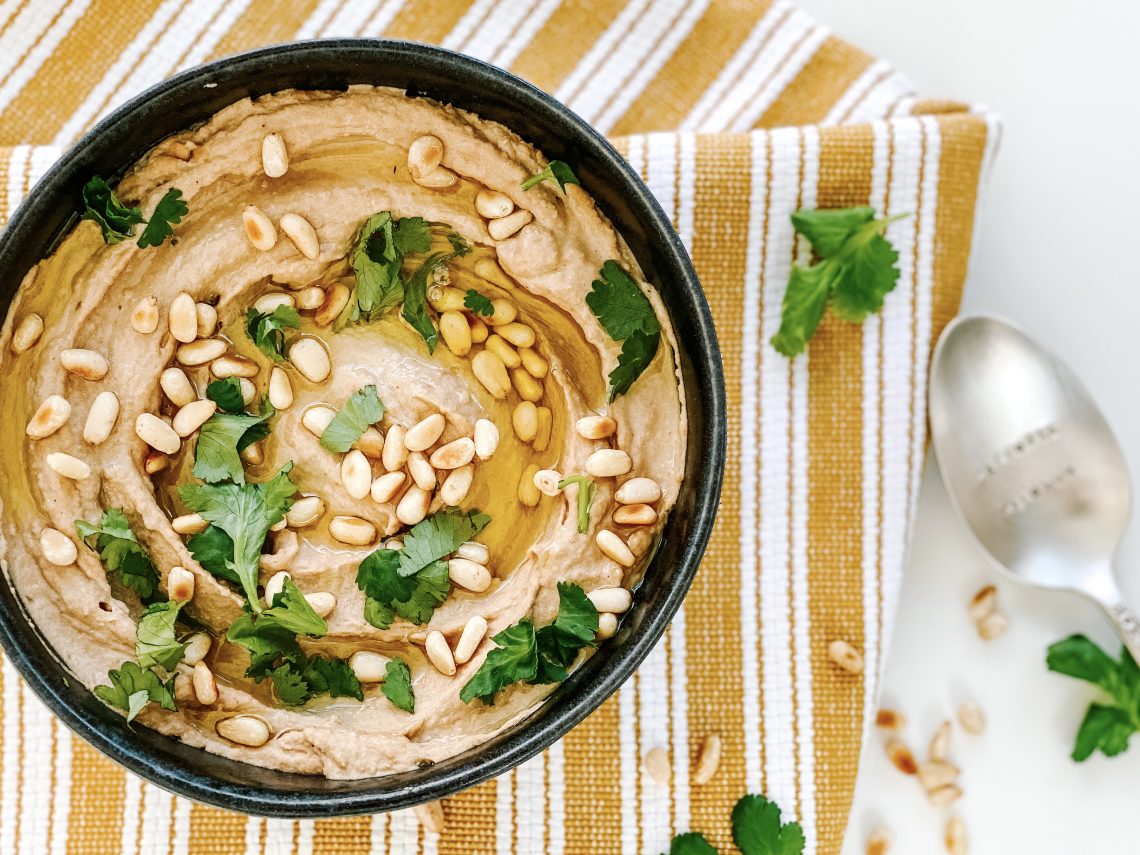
[81,176,186,248]
[399,509,491,577]
[206,378,246,414]
[585,261,661,400]
[771,207,906,357]
[192,399,274,485]
[136,188,188,248]
[521,160,579,192]
[1047,634,1140,761]
[245,304,300,361]
[76,509,162,602]
[464,289,495,317]
[321,385,384,453]
[342,212,432,326]
[382,658,415,712]
[94,661,177,725]
[661,793,804,855]
[135,600,188,671]
[556,475,596,534]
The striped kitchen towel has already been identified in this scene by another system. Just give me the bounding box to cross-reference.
[0,1,998,853]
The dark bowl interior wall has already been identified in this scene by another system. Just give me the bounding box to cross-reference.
[0,40,725,816]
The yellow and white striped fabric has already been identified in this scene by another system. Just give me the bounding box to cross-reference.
[0,1,998,853]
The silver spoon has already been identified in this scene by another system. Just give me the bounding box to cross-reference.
[929,315,1140,663]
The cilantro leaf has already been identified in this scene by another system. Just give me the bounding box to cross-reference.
[771,207,905,357]
[521,160,579,192]
[459,619,538,705]
[135,600,187,671]
[186,525,239,583]
[557,475,597,534]
[399,508,491,577]
[245,305,300,361]
[272,656,363,706]
[94,661,176,724]
[192,399,274,485]
[179,463,296,610]
[227,613,302,679]
[585,261,661,400]
[608,329,660,402]
[357,548,451,628]
[464,289,495,317]
[1046,634,1140,761]
[205,378,246,414]
[75,509,161,602]
[393,216,432,255]
[136,187,188,249]
[262,577,328,637]
[402,253,446,353]
[1073,704,1136,761]
[80,176,145,244]
[271,662,311,705]
[447,232,472,257]
[732,794,805,855]
[320,385,384,453]
[1046,634,1120,689]
[663,833,719,855]
[350,212,405,322]
[382,657,415,712]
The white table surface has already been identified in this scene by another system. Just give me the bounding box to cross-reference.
[788,1,1140,852]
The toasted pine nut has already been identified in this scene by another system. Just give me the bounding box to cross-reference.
[329,516,376,546]
[519,347,548,378]
[511,367,543,402]
[404,413,445,451]
[587,586,633,614]
[182,632,212,666]
[488,209,533,240]
[130,298,159,334]
[41,528,77,565]
[168,292,198,343]
[314,282,351,327]
[430,437,475,470]
[473,419,499,459]
[957,701,985,735]
[296,286,326,310]
[693,733,722,785]
[469,315,489,344]
[534,469,562,497]
[341,450,372,499]
[885,738,917,775]
[396,486,432,526]
[280,213,320,260]
[268,366,294,410]
[615,477,662,505]
[135,413,180,454]
[414,800,445,834]
[371,471,406,504]
[382,425,409,471]
[144,452,168,475]
[497,323,535,349]
[211,355,258,379]
[472,350,511,399]
[305,591,337,618]
[172,513,209,535]
[243,205,277,251]
[27,395,71,439]
[440,310,472,356]
[917,760,960,791]
[644,748,671,785]
[576,415,617,440]
[288,338,331,382]
[263,570,290,606]
[254,292,295,314]
[196,302,218,338]
[927,784,963,808]
[428,286,466,313]
[59,348,108,380]
[349,650,389,683]
[484,334,520,369]
[586,449,632,478]
[407,452,436,491]
[977,611,1009,640]
[12,313,44,352]
[875,709,906,731]
[216,715,271,747]
[425,630,456,676]
[929,719,952,761]
[448,558,492,593]
[474,189,514,219]
[453,615,489,665]
[83,391,120,445]
[240,441,263,466]
[192,661,218,705]
[968,584,997,621]
[627,528,653,557]
[486,299,517,327]
[828,639,864,674]
[530,407,551,453]
[597,529,635,566]
[518,464,540,508]
[866,827,892,855]
[285,495,324,528]
[175,338,225,367]
[261,132,289,177]
[440,465,474,505]
[173,399,217,437]
[160,367,196,407]
[357,426,384,458]
[167,566,195,602]
[415,165,459,189]
[301,404,337,437]
[613,503,657,526]
[597,612,618,639]
[512,401,538,442]
[407,134,444,179]
[944,815,967,855]
[46,452,90,480]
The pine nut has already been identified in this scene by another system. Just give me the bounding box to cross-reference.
[875,709,906,731]
[329,516,376,546]
[261,132,288,177]
[472,350,511,399]
[216,715,271,747]
[314,282,351,327]
[929,719,952,761]
[627,528,653,556]
[917,760,960,791]
[196,302,218,337]
[534,469,562,497]
[440,310,472,356]
[828,639,864,674]
[885,738,917,775]
[269,516,287,532]
[407,452,437,490]
[454,615,488,665]
[172,513,208,535]
[357,426,384,458]
[301,404,337,437]
[474,189,514,219]
[131,298,159,334]
[693,733,722,785]
[469,315,489,344]
[211,355,258,379]
[12,313,44,352]
[144,452,168,475]
[532,406,552,452]
[407,134,444,179]
[597,529,635,567]
[296,286,326,310]
[977,611,1009,640]
[415,166,459,189]
[488,209,533,240]
[135,413,180,454]
[341,450,372,499]
[429,437,475,470]
[576,415,617,440]
[263,570,290,606]
[167,566,195,602]
[587,586,632,613]
[192,661,218,705]
[288,338,331,383]
[511,367,543,402]
[615,477,662,505]
[519,347,548,378]
[927,784,963,808]
[485,334,520,368]
[41,527,77,565]
[236,378,255,406]
[512,401,538,442]
[497,323,535,349]
[613,503,657,526]
[306,591,337,618]
[586,449,632,478]
[176,338,227,366]
[268,366,293,410]
[957,700,985,735]
[473,419,499,459]
[451,543,486,566]
[382,425,409,471]
[396,486,432,526]
[173,399,217,437]
[384,538,403,550]
[285,495,324,527]
[254,292,295,314]
[243,205,277,251]
[280,213,319,260]
[448,557,492,593]
[486,299,517,326]
[159,367,195,407]
[866,827,892,855]
[350,650,389,683]
[83,391,120,445]
[371,471,406,503]
[644,747,670,784]
[182,632,212,666]
[46,452,90,480]
[425,630,456,676]
[168,292,198,343]
[404,413,445,451]
[440,465,474,505]
[597,612,618,639]
[518,464,540,507]
[27,395,71,439]
[414,800,445,835]
[59,348,108,380]
[944,815,967,855]
[428,286,466,313]
[968,584,997,621]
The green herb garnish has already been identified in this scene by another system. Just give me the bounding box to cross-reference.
[245,304,300,361]
[399,508,491,577]
[464,289,495,317]
[205,378,245,414]
[660,793,805,855]
[135,600,187,671]
[80,176,186,248]
[585,260,661,401]
[447,232,472,256]
[1047,634,1140,761]
[382,657,415,713]
[320,385,384,453]
[521,160,579,192]
[556,475,596,533]
[192,399,273,485]
[136,188,188,248]
[357,548,450,629]
[94,661,177,725]
[75,509,162,602]
[344,212,433,325]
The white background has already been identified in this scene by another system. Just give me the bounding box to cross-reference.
[789,1,1140,852]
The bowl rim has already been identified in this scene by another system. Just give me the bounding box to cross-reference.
[0,37,726,815]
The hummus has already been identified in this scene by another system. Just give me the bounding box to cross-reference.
[0,86,685,779]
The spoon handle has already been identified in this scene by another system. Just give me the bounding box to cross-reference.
[1093,598,1140,667]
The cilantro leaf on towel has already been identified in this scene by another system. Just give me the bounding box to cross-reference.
[1046,634,1140,761]
[136,187,188,248]
[663,834,719,855]
[521,160,579,192]
[320,385,384,453]
[659,793,804,855]
[585,260,661,400]
[75,508,162,602]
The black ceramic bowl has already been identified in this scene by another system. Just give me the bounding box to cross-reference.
[0,40,725,816]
